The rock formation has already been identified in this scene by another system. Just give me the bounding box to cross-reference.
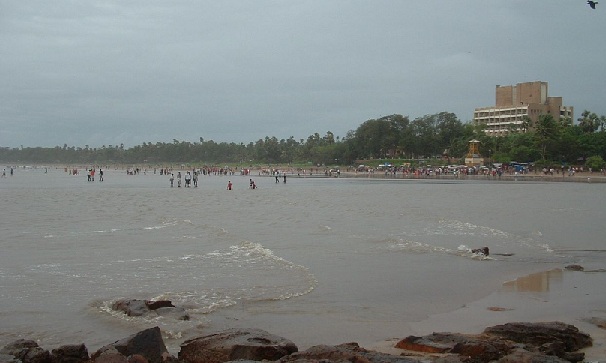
[0,321,596,363]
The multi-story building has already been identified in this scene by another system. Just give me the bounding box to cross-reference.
[473,81,574,136]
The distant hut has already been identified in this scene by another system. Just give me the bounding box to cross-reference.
[464,139,484,166]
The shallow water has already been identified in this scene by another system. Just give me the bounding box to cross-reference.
[1,167,605,352]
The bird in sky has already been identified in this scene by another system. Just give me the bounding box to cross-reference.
[587,0,598,9]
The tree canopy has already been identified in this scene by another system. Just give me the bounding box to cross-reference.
[2,110,605,168]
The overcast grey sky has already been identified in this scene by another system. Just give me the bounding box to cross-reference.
[1,1,604,148]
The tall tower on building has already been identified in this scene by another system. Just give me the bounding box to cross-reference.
[473,81,573,136]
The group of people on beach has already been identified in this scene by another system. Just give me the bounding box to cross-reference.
[166,167,292,190]
[86,168,103,181]
[167,172,270,190]
[169,171,199,187]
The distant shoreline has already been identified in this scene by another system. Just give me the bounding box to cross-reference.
[4,164,606,183]
[334,171,606,183]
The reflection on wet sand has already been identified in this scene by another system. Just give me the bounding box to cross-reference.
[502,269,562,292]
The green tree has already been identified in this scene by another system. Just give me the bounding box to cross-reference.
[435,112,464,155]
[521,116,533,133]
[585,155,605,171]
[577,110,600,133]
[534,114,560,161]
[410,115,439,158]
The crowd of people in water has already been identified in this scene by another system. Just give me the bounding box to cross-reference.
[50,165,292,189]
[4,164,604,186]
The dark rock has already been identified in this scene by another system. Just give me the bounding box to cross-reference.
[92,327,168,363]
[112,299,186,320]
[471,247,489,256]
[0,340,50,363]
[433,357,464,363]
[179,328,298,363]
[395,334,455,353]
[145,301,174,311]
[564,265,584,271]
[0,353,21,363]
[91,348,128,363]
[111,299,149,317]
[560,351,586,363]
[396,333,512,362]
[50,344,89,363]
[450,338,512,363]
[483,322,592,353]
[1,340,39,357]
[126,354,148,363]
[395,323,591,363]
[498,347,571,362]
[155,307,189,321]
[279,342,421,363]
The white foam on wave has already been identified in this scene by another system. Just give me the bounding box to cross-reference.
[204,241,318,302]
[381,238,495,261]
[91,240,317,327]
[538,243,553,253]
[384,237,452,254]
[142,218,182,230]
[435,219,511,238]
[151,290,238,314]
[427,219,555,259]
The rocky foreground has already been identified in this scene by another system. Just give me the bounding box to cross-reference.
[0,321,597,363]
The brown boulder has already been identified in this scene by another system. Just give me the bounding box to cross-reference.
[0,340,51,363]
[483,322,592,352]
[179,328,298,363]
[126,354,148,363]
[396,333,512,362]
[91,348,128,363]
[395,322,591,363]
[145,301,174,310]
[450,338,512,363]
[92,327,169,363]
[111,299,187,320]
[112,299,148,317]
[50,344,89,363]
[471,247,489,256]
[395,334,454,353]
[564,265,584,271]
[498,347,571,363]
[279,342,421,363]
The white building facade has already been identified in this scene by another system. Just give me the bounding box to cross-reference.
[474,81,573,136]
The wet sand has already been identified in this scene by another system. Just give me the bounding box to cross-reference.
[369,268,606,361]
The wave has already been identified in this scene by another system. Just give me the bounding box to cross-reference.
[376,217,562,262]
[89,240,317,326]
[381,238,493,260]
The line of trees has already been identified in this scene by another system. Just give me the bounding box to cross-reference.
[2,110,605,169]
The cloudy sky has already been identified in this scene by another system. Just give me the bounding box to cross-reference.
[1,1,604,148]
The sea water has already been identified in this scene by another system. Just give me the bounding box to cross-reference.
[1,167,605,353]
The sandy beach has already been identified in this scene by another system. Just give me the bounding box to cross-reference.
[369,267,606,361]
